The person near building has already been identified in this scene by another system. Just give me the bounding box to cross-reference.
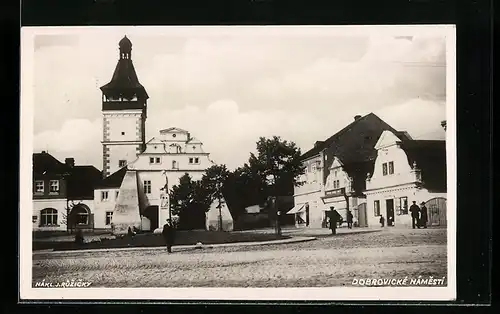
[346,210,354,229]
[379,215,385,227]
[409,201,421,229]
[328,207,341,235]
[419,202,428,228]
[162,219,176,253]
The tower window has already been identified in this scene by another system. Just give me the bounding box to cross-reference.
[121,132,125,135]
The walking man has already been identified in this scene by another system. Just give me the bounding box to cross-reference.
[346,209,354,229]
[419,202,428,228]
[409,201,420,229]
[162,219,176,253]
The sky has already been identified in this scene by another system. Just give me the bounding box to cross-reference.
[29,26,450,171]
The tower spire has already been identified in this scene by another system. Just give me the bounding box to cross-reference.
[119,35,132,60]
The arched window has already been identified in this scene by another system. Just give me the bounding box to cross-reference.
[40,208,58,226]
[172,160,177,169]
[72,205,90,225]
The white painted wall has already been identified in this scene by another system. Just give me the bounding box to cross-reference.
[33,198,95,231]
[93,188,120,229]
[104,112,143,142]
[107,145,141,175]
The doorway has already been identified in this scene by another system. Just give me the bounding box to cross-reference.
[143,205,159,231]
[386,199,395,226]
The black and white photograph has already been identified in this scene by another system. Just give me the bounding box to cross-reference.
[20,25,456,301]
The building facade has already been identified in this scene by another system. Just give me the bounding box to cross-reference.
[364,130,447,227]
[32,152,101,233]
[100,36,148,178]
[94,128,215,233]
[290,113,415,228]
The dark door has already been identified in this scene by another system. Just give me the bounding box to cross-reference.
[143,206,159,231]
[426,197,447,226]
[386,199,395,226]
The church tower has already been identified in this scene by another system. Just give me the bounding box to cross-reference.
[100,36,148,178]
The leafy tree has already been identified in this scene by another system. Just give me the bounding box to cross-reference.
[246,136,305,234]
[169,174,211,230]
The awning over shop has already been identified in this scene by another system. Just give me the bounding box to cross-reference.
[287,204,305,214]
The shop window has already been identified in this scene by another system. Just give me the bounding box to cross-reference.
[374,200,380,216]
[399,197,408,215]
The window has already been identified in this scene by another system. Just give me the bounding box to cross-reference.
[105,211,113,225]
[382,163,388,176]
[399,197,408,215]
[388,161,394,175]
[194,157,199,164]
[172,133,176,138]
[40,208,58,226]
[73,206,89,225]
[32,215,38,223]
[121,131,125,135]
[144,180,152,194]
[189,157,194,164]
[172,160,178,169]
[101,191,109,201]
[115,191,119,199]
[334,170,338,177]
[49,180,59,193]
[192,146,196,150]
[149,157,161,164]
[35,180,44,193]
[374,200,380,216]
[333,180,340,189]
[119,160,127,167]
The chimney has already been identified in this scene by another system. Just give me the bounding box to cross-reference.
[65,158,75,167]
[354,115,362,121]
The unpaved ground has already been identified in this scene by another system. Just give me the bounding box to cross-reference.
[32,228,447,287]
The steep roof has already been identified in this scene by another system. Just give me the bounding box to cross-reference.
[33,152,69,176]
[301,113,411,195]
[100,59,148,98]
[67,165,102,199]
[400,140,447,192]
[96,166,128,189]
[33,152,102,199]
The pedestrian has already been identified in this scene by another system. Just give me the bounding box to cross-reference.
[419,202,428,228]
[379,215,385,227]
[328,207,340,235]
[346,210,354,229]
[162,219,176,253]
[409,201,420,229]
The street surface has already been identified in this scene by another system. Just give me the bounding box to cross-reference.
[32,227,447,287]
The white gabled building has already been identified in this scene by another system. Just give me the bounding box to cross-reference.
[94,128,215,234]
[364,130,447,227]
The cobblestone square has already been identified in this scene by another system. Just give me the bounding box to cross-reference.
[32,227,447,287]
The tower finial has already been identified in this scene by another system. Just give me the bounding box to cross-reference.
[118,35,132,60]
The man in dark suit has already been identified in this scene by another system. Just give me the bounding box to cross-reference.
[409,201,420,229]
[162,219,176,253]
[328,207,341,235]
[419,202,428,228]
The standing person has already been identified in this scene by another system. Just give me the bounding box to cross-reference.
[162,219,175,253]
[379,215,385,227]
[346,210,354,229]
[419,202,428,228]
[328,207,340,235]
[409,201,420,229]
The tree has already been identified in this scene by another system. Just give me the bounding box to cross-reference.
[169,174,211,230]
[201,165,231,231]
[247,136,306,234]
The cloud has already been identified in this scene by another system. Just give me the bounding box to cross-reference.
[33,118,103,167]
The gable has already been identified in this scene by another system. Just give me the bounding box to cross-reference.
[374,130,402,150]
[159,127,189,134]
[330,156,343,169]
